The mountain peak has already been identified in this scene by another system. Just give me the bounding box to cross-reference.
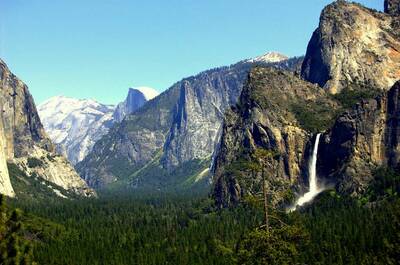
[246,52,289,63]
[38,96,115,164]
[129,87,159,100]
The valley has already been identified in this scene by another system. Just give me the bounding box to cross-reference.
[1,0,400,264]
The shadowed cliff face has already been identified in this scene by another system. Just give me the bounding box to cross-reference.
[212,67,338,207]
[319,81,400,195]
[301,1,400,94]
[113,88,149,123]
[385,0,400,15]
[0,59,95,198]
[0,60,52,159]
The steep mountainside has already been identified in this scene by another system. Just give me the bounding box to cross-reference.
[38,96,115,165]
[0,59,95,198]
[78,54,303,189]
[318,81,400,195]
[113,87,159,122]
[213,0,400,208]
[301,1,400,94]
[0,116,13,197]
[212,67,339,207]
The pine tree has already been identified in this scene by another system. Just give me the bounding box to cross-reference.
[0,195,36,265]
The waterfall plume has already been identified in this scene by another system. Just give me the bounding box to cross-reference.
[290,133,323,211]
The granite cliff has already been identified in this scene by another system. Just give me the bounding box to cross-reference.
[212,0,400,208]
[78,54,302,189]
[301,0,400,94]
[318,81,400,195]
[0,59,95,198]
[212,67,338,207]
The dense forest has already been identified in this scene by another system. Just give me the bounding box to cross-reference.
[0,166,398,264]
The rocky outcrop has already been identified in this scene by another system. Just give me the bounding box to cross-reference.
[160,68,244,169]
[385,0,400,15]
[0,59,95,198]
[213,1,400,208]
[0,117,14,197]
[78,55,303,189]
[13,146,95,197]
[113,87,159,122]
[318,81,400,195]
[301,1,400,94]
[212,67,338,207]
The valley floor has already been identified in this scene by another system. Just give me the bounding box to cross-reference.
[6,181,400,265]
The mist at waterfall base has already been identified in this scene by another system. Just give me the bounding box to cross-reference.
[289,133,325,212]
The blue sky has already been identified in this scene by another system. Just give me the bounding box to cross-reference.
[1,0,382,105]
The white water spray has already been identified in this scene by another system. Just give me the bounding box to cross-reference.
[290,133,323,211]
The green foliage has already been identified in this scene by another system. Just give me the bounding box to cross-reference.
[0,195,36,265]
[253,148,280,162]
[333,85,382,110]
[362,167,400,202]
[26,158,43,169]
[291,101,339,133]
[237,224,309,265]
[12,193,262,265]
[299,191,400,265]
[7,188,400,265]
[372,167,400,197]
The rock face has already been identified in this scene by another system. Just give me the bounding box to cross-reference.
[319,81,400,195]
[212,67,338,207]
[385,0,400,15]
[0,117,14,197]
[160,68,245,169]
[78,55,302,189]
[113,87,159,122]
[212,1,400,207]
[39,87,158,165]
[38,96,115,165]
[0,59,95,198]
[301,1,400,94]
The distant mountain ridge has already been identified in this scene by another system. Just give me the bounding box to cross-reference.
[113,87,159,122]
[39,87,159,165]
[77,52,302,190]
[38,96,115,165]
[244,52,289,64]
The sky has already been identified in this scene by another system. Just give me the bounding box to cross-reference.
[1,0,382,105]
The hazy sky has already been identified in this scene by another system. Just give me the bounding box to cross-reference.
[1,0,382,105]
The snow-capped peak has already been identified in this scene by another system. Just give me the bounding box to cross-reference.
[38,96,115,165]
[131,86,159,100]
[246,52,289,64]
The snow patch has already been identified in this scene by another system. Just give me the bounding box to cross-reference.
[245,52,289,64]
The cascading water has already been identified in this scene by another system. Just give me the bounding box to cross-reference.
[290,133,323,211]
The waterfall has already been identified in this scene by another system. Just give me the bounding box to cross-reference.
[290,133,322,211]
